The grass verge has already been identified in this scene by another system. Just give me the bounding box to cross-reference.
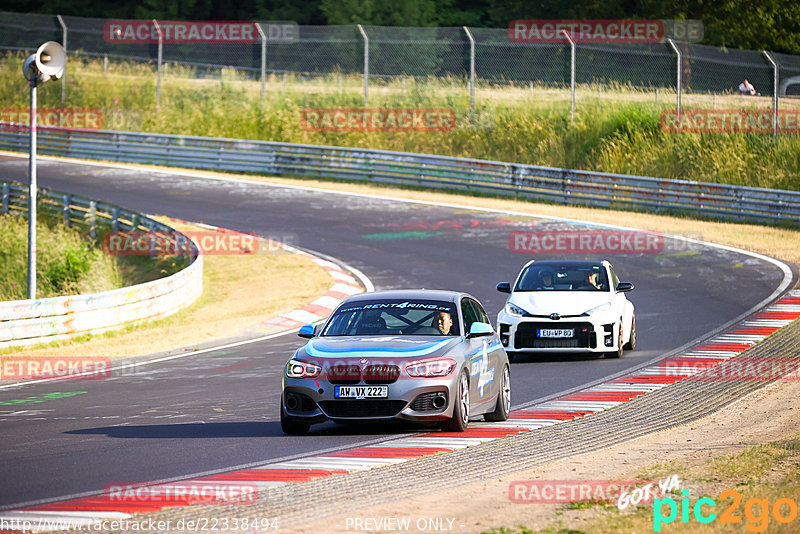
[483,436,800,534]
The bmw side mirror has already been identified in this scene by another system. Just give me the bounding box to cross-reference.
[467,322,494,339]
[616,282,634,292]
[496,282,511,293]
[298,324,317,339]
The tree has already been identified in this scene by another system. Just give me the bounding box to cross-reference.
[320,0,438,26]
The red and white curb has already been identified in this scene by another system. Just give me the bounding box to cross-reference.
[3,291,798,530]
[253,244,364,333]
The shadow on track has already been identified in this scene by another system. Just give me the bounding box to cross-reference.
[66,422,280,438]
[510,352,608,363]
[65,420,426,439]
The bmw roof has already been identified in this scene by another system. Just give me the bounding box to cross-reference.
[340,289,471,303]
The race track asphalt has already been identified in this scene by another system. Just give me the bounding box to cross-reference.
[0,156,790,508]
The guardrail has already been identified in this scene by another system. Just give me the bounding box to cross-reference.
[0,180,203,349]
[1,123,799,225]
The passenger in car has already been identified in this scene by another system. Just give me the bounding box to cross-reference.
[359,311,386,334]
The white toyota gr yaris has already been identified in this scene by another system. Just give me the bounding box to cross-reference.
[496,259,635,361]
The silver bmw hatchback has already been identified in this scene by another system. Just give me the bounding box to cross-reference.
[281,289,511,434]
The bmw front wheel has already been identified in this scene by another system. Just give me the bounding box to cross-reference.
[485,364,510,422]
[443,371,470,432]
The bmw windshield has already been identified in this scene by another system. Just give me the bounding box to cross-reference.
[322,299,461,336]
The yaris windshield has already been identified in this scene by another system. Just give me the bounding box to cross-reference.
[515,265,610,292]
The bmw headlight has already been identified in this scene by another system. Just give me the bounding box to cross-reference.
[505,302,529,317]
[583,302,612,316]
[286,359,322,378]
[405,358,456,377]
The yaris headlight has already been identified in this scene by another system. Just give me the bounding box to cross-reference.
[505,302,529,317]
[584,302,612,316]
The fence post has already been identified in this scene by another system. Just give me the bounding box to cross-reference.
[561,29,575,124]
[2,183,8,214]
[357,24,369,106]
[256,23,267,102]
[667,39,682,124]
[147,220,155,257]
[89,200,97,240]
[762,51,779,136]
[57,15,67,106]
[153,19,163,110]
[63,194,71,227]
[112,207,119,231]
[463,26,475,113]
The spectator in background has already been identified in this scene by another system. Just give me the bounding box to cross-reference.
[739,79,756,95]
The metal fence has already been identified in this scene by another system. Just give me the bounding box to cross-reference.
[0,180,203,349]
[2,11,800,118]
[1,124,798,226]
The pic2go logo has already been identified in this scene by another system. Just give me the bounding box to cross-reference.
[654,489,799,532]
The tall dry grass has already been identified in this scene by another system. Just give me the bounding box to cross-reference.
[1,52,798,191]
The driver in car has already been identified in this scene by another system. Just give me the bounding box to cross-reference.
[434,311,454,335]
[577,271,602,290]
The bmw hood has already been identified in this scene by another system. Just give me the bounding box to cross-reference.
[297,336,460,362]
[509,292,613,316]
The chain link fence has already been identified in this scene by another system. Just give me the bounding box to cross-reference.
[2,11,800,124]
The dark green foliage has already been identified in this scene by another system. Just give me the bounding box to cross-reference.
[42,242,95,293]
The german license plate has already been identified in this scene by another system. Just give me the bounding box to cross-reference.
[334,386,388,399]
[537,328,574,339]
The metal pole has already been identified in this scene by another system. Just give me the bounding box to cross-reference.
[57,15,67,106]
[762,51,779,136]
[463,26,475,113]
[561,29,575,124]
[28,81,37,299]
[667,38,681,123]
[153,19,162,109]
[256,23,266,102]
[357,24,368,106]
